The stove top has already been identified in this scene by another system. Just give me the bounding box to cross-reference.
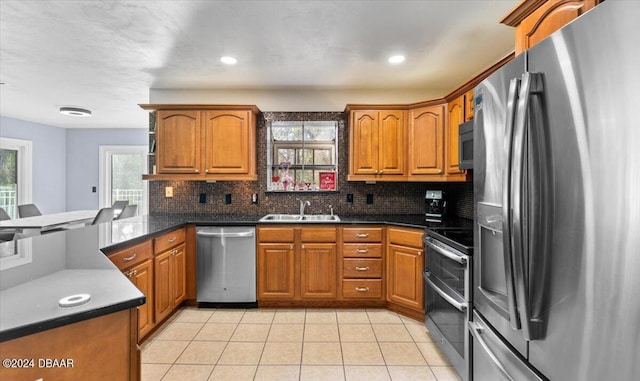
[425,227,474,254]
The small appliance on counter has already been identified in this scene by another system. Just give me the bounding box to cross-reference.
[425,190,446,222]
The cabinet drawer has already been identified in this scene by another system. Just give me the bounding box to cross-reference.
[343,259,382,278]
[342,279,383,299]
[154,228,185,254]
[342,243,382,258]
[301,227,336,242]
[108,240,153,271]
[388,227,424,248]
[258,227,295,242]
[343,227,383,243]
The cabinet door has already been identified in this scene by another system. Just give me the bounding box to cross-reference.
[387,244,424,312]
[154,250,172,322]
[465,90,474,121]
[300,243,337,299]
[202,110,254,175]
[446,97,464,175]
[350,111,379,175]
[378,111,405,176]
[515,0,597,54]
[257,243,295,299]
[408,105,445,176]
[156,110,201,174]
[128,259,154,338]
[171,243,187,307]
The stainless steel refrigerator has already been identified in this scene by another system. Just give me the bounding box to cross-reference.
[472,1,640,380]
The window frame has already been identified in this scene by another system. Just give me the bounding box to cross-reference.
[98,145,148,215]
[0,137,33,219]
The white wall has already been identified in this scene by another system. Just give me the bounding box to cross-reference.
[0,116,66,214]
[65,128,147,211]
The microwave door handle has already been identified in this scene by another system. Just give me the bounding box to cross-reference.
[423,271,467,312]
[514,72,549,341]
[469,321,516,381]
[502,77,521,331]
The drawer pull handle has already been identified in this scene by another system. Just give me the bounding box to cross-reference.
[168,237,177,243]
[123,253,137,262]
[356,233,369,238]
[355,266,370,271]
[355,287,370,292]
[356,248,369,253]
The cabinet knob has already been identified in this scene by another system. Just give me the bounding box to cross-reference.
[205,169,209,173]
[290,244,294,250]
[374,170,379,175]
[418,251,422,256]
[195,169,199,173]
[302,244,305,249]
[438,169,442,174]
[379,170,384,174]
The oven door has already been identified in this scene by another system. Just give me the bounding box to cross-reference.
[423,236,470,380]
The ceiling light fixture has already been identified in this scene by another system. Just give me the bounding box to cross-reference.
[59,106,92,117]
[220,56,238,65]
[388,55,406,64]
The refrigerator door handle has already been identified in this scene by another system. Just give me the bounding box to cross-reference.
[469,321,516,381]
[502,77,521,331]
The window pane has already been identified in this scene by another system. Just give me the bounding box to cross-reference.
[272,122,303,141]
[314,149,332,165]
[111,153,144,206]
[297,149,314,165]
[0,149,18,219]
[276,149,295,164]
[304,122,336,141]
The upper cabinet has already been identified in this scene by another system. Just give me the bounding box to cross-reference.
[141,104,259,181]
[408,105,445,177]
[502,0,601,54]
[349,109,406,181]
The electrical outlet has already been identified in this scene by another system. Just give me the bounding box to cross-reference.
[252,193,258,204]
[347,194,354,203]
[225,194,232,204]
[165,186,173,198]
[366,194,374,204]
[199,193,206,203]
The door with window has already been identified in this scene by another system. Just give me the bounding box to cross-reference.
[0,138,32,219]
[99,146,147,215]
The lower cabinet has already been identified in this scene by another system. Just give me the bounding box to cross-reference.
[386,227,425,317]
[124,259,154,338]
[154,242,186,323]
[341,226,385,300]
[257,242,295,299]
[301,242,337,299]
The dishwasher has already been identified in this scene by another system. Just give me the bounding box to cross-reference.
[196,226,256,307]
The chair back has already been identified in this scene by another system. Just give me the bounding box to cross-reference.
[111,200,129,215]
[91,208,114,225]
[18,204,42,218]
[0,207,10,221]
[116,204,137,220]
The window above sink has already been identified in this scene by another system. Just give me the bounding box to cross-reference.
[267,121,338,192]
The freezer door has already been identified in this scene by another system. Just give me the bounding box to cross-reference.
[523,1,640,379]
[473,54,528,357]
[470,310,543,381]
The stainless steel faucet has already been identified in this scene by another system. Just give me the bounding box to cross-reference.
[297,198,311,216]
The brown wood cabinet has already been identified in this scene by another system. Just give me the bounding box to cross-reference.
[386,227,425,319]
[0,309,139,381]
[154,228,186,323]
[341,226,384,300]
[502,0,600,54]
[349,110,406,181]
[257,226,338,301]
[465,90,474,121]
[141,104,259,181]
[106,240,154,340]
[257,227,296,300]
[446,97,464,175]
[408,104,445,179]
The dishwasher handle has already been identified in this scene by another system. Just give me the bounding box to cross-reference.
[197,230,255,238]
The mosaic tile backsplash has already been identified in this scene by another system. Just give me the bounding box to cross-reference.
[147,111,474,219]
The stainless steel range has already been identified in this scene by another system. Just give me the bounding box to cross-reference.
[423,227,473,381]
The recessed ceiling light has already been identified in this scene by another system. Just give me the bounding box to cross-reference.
[0,81,9,86]
[388,55,406,64]
[220,56,238,65]
[60,106,92,117]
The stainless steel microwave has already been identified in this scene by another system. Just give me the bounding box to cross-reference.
[458,120,473,169]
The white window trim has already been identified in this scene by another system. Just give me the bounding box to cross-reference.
[98,145,148,215]
[0,137,33,205]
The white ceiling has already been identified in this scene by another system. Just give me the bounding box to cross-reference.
[0,0,518,129]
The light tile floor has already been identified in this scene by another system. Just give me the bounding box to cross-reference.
[141,307,461,381]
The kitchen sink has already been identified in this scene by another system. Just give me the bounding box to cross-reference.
[259,214,340,222]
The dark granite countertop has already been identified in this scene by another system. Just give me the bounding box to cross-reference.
[0,212,471,342]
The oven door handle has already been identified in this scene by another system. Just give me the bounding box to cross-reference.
[424,238,466,265]
[423,271,467,312]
